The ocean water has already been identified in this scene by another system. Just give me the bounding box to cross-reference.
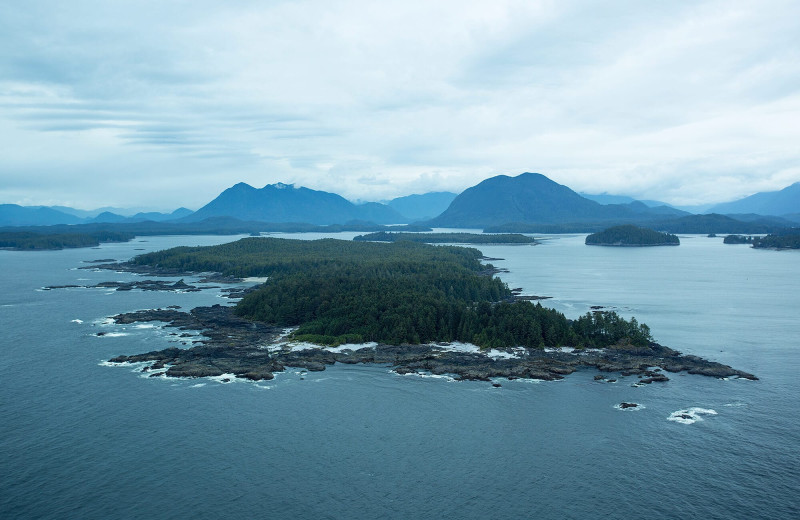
[1,233,798,519]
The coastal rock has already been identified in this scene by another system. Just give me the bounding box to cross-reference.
[105,305,758,384]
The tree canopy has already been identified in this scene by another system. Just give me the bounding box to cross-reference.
[586,225,679,246]
[131,237,653,349]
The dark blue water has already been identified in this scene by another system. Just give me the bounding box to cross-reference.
[2,234,799,519]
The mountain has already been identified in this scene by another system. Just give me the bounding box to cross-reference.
[427,172,686,228]
[129,207,194,222]
[387,192,458,221]
[709,182,800,216]
[0,204,84,226]
[185,182,407,225]
[90,211,129,223]
[580,193,671,208]
[654,214,785,234]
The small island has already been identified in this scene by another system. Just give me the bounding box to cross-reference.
[752,233,800,250]
[723,234,753,244]
[585,225,679,247]
[101,237,756,383]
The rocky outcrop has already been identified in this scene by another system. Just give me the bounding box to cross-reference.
[105,305,758,384]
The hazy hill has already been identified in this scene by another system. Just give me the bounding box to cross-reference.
[709,182,800,216]
[427,172,685,228]
[0,204,83,226]
[580,193,671,208]
[185,182,406,225]
[387,192,458,221]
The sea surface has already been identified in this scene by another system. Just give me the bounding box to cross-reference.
[1,232,798,519]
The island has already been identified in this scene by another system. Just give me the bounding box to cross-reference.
[353,231,537,244]
[585,225,679,246]
[723,234,753,244]
[99,237,756,383]
[0,230,133,250]
[752,233,800,250]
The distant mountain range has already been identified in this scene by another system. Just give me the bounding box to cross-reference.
[182,182,406,225]
[386,192,458,221]
[2,174,799,231]
[708,182,800,216]
[0,205,193,227]
[579,193,670,208]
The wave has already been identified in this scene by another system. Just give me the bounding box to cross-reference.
[393,370,457,382]
[667,407,718,424]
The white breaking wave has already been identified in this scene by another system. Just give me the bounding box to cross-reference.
[667,407,718,424]
[394,370,457,382]
[71,319,83,324]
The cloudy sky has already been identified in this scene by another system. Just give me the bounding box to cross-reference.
[2,0,799,210]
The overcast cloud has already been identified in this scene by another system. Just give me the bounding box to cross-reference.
[1,0,799,210]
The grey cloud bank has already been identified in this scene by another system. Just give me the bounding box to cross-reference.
[1,0,799,210]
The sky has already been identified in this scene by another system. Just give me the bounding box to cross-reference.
[2,0,799,211]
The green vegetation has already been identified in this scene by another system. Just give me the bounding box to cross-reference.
[131,237,653,349]
[0,231,134,250]
[752,234,800,249]
[586,225,679,246]
[723,235,753,244]
[353,231,536,244]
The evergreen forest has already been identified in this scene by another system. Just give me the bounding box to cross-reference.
[586,225,679,246]
[0,231,134,250]
[131,237,653,349]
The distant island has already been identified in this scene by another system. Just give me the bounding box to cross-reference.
[353,231,537,244]
[0,231,134,250]
[751,233,800,250]
[102,237,756,383]
[724,232,800,249]
[723,234,753,244]
[585,225,679,247]
[0,220,433,251]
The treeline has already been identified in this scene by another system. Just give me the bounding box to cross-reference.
[752,233,800,249]
[586,225,679,246]
[353,231,537,244]
[723,235,753,244]
[131,237,654,349]
[0,231,134,250]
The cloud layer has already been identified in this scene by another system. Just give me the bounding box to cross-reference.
[2,0,799,209]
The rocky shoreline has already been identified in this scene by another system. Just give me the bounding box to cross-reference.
[106,304,758,384]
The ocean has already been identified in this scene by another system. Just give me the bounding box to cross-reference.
[1,232,798,519]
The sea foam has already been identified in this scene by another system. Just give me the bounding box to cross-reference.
[667,407,718,424]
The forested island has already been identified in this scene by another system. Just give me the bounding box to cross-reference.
[723,234,753,244]
[353,231,537,244]
[103,237,757,383]
[0,231,133,250]
[751,232,800,249]
[585,225,679,246]
[724,232,800,249]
